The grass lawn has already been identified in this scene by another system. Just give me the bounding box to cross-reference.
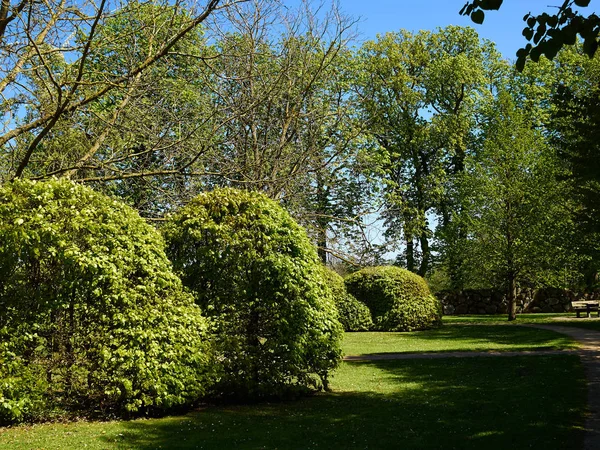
[0,323,586,450]
[445,313,600,332]
[342,325,577,356]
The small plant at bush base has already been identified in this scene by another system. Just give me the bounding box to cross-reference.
[164,188,343,399]
[0,179,214,424]
[322,268,373,331]
[345,266,442,332]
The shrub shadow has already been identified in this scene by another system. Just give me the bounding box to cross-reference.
[105,355,585,450]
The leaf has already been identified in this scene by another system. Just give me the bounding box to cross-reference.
[471,10,485,24]
[574,0,591,6]
[562,26,578,45]
[516,56,527,72]
[480,0,503,10]
[583,37,599,57]
[543,40,562,60]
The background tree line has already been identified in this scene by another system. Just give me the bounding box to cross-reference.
[1,0,599,313]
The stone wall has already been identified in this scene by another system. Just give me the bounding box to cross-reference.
[438,288,600,315]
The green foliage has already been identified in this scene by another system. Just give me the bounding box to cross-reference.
[0,179,213,424]
[0,339,47,424]
[321,268,373,331]
[551,54,600,288]
[460,0,599,70]
[344,266,442,331]
[356,26,504,276]
[459,92,578,291]
[163,188,343,398]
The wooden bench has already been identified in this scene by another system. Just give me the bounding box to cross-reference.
[571,300,600,318]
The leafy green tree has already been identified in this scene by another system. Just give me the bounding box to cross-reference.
[0,0,226,178]
[460,92,575,320]
[551,59,600,288]
[3,3,222,219]
[164,188,343,398]
[355,26,503,278]
[201,0,372,264]
[0,179,214,423]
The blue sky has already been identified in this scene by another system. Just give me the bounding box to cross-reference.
[335,0,597,60]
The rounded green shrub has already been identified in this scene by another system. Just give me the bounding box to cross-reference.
[163,188,343,398]
[322,268,373,331]
[344,266,442,332]
[0,179,213,424]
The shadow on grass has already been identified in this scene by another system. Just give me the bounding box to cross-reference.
[106,355,585,450]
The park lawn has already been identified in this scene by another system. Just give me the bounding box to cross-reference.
[443,314,576,325]
[444,313,600,332]
[0,325,586,450]
[0,356,585,450]
[342,324,578,356]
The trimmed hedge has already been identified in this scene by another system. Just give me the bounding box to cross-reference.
[322,268,373,331]
[0,179,213,424]
[164,188,343,398]
[345,266,442,331]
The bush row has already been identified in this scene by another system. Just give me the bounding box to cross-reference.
[0,180,442,425]
[0,181,341,424]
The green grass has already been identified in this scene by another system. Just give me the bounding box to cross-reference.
[444,313,600,331]
[342,324,577,356]
[0,322,587,449]
[0,355,585,450]
[443,313,573,325]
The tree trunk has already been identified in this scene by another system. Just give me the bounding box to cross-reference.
[418,231,430,277]
[315,171,329,264]
[317,226,327,264]
[507,273,517,321]
[406,235,415,273]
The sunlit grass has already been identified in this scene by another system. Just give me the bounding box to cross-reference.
[342,324,577,356]
[444,313,600,332]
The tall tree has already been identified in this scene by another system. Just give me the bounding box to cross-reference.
[355,26,502,278]
[0,0,227,180]
[204,0,371,262]
[551,55,600,288]
[460,92,574,320]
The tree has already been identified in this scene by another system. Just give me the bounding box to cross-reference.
[2,3,222,219]
[0,0,227,180]
[551,57,600,288]
[355,26,503,278]
[460,92,574,320]
[202,0,372,263]
[460,0,599,70]
[163,188,343,398]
